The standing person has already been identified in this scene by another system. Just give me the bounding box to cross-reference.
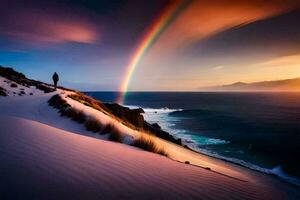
[52,72,59,90]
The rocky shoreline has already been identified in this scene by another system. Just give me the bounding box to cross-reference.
[102,103,182,145]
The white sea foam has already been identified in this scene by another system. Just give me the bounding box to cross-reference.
[137,105,300,186]
[124,105,182,113]
[193,146,300,186]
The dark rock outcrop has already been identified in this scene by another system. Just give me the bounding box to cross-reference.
[104,103,182,145]
[71,92,182,146]
[151,123,161,130]
[143,122,182,145]
[104,103,145,128]
[93,101,182,145]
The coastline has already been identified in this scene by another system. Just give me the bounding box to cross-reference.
[139,106,300,187]
[0,93,299,199]
[0,69,299,199]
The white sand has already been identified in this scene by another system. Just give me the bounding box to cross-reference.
[0,116,294,200]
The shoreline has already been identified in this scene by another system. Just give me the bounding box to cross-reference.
[1,93,300,199]
[123,104,300,187]
[1,68,299,199]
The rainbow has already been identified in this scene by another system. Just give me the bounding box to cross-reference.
[117,0,190,104]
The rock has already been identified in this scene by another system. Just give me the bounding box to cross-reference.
[151,123,161,130]
[135,108,145,113]
[176,138,182,144]
[100,103,183,146]
[143,122,182,145]
[103,103,145,128]
[185,161,190,164]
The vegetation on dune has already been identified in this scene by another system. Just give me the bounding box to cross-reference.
[35,83,54,93]
[68,92,182,147]
[10,83,18,88]
[48,94,123,140]
[85,118,103,133]
[58,107,85,123]
[70,110,86,123]
[68,93,107,113]
[107,124,122,142]
[0,86,7,96]
[68,93,144,130]
[48,94,171,158]
[100,123,113,134]
[132,134,168,157]
[48,94,70,110]
[49,95,85,123]
[0,66,54,93]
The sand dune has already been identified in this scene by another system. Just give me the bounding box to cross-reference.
[0,116,293,200]
[1,78,300,199]
[0,90,254,181]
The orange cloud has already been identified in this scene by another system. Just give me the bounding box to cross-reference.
[150,0,300,53]
[1,8,99,45]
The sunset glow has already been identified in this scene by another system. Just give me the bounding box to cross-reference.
[0,0,300,92]
[2,1,300,198]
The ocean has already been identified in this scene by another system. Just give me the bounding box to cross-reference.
[84,91,300,185]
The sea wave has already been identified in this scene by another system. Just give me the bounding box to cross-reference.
[127,105,300,186]
[125,105,182,113]
[189,145,300,186]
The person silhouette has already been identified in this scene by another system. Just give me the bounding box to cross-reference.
[52,72,59,90]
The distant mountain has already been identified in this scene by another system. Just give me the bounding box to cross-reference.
[200,77,300,92]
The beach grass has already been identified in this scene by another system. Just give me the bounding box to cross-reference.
[133,134,168,157]
[106,124,123,142]
[85,118,103,133]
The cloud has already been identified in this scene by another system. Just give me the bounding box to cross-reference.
[149,0,300,55]
[213,66,224,70]
[254,54,300,68]
[182,8,300,68]
[0,4,99,45]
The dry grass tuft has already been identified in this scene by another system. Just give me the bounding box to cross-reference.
[68,93,137,128]
[132,134,168,157]
[59,107,86,123]
[100,123,113,134]
[0,86,7,96]
[48,94,70,110]
[85,118,103,133]
[106,124,122,142]
[68,93,106,113]
[71,110,86,123]
[10,83,18,88]
[35,83,54,93]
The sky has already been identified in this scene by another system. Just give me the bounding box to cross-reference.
[1,0,300,91]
